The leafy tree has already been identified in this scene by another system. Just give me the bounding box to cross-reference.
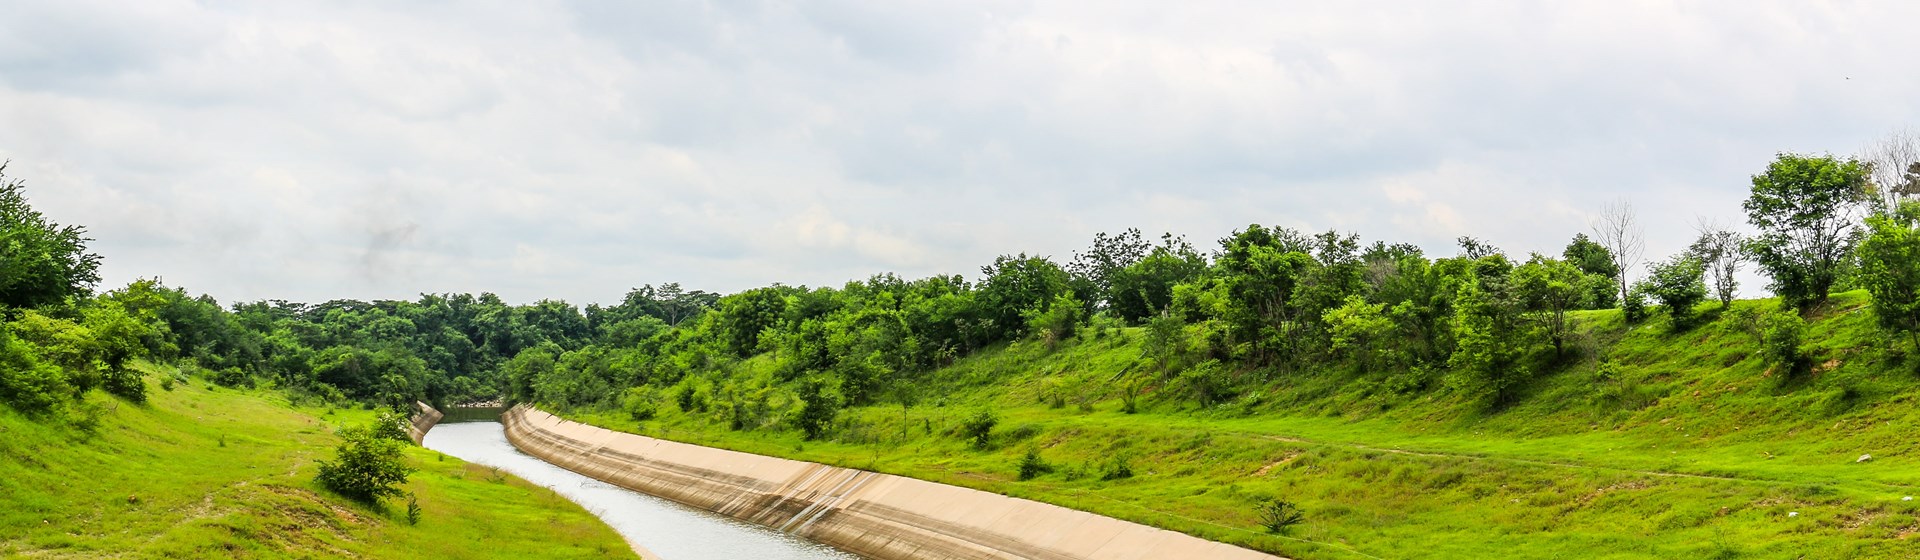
[1068,229,1150,311]
[978,254,1071,342]
[792,377,838,440]
[1324,295,1394,370]
[1446,257,1533,404]
[1743,153,1871,310]
[0,165,102,310]
[315,422,414,503]
[1857,201,1920,347]
[1513,255,1586,356]
[1637,255,1708,327]
[1105,233,1208,322]
[1563,233,1619,308]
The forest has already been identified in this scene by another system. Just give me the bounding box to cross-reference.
[4,146,1920,444]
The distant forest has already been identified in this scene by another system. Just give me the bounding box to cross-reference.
[5,140,1920,436]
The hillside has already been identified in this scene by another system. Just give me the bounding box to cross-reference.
[0,362,634,560]
[560,291,1920,559]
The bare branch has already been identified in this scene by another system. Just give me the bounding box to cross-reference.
[1863,127,1920,211]
[1591,199,1645,306]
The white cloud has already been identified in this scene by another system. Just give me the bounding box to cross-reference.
[2,1,1917,304]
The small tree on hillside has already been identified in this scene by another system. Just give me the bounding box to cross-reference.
[1637,255,1708,327]
[1688,218,1750,307]
[1743,153,1871,311]
[316,423,414,503]
[1858,202,1920,348]
[1563,233,1619,308]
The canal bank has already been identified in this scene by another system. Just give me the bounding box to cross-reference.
[503,404,1283,560]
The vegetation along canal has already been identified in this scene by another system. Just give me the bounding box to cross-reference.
[423,408,859,560]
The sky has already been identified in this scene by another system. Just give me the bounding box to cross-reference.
[3,1,1916,306]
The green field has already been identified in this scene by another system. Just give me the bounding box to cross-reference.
[0,362,635,560]
[562,291,1920,559]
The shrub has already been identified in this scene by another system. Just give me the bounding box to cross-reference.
[316,422,414,503]
[368,410,411,443]
[1761,311,1808,374]
[1256,499,1306,533]
[1100,456,1134,481]
[1621,289,1650,324]
[101,364,146,404]
[1017,448,1053,481]
[621,386,660,421]
[793,377,839,441]
[959,409,997,450]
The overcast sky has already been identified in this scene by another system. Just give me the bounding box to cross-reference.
[3,1,1915,306]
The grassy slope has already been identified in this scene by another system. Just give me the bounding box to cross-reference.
[566,291,1920,560]
[0,363,635,560]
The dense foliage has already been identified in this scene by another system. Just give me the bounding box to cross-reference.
[7,146,1920,449]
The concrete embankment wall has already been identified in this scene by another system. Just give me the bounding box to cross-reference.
[503,405,1283,560]
[407,401,443,445]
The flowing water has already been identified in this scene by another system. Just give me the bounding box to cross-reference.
[422,411,860,560]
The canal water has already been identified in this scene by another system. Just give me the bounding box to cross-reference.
[421,410,859,560]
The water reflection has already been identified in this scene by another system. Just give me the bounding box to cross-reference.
[423,415,859,560]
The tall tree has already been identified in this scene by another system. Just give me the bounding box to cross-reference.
[1743,153,1871,310]
[0,164,102,310]
[1590,200,1645,310]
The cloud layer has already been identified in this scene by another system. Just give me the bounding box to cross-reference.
[4,1,1915,304]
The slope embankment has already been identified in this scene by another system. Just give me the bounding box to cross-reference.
[503,404,1280,560]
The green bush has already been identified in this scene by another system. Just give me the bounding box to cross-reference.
[1017,448,1053,480]
[959,409,997,450]
[1100,456,1134,481]
[1762,311,1808,374]
[621,386,660,421]
[315,422,415,503]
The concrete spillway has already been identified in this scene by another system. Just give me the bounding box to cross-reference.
[501,404,1284,560]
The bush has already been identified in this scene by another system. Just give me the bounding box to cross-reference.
[959,409,997,450]
[1621,289,1650,324]
[1100,456,1134,481]
[1761,311,1808,374]
[1017,448,1053,481]
[1256,499,1306,533]
[101,364,146,404]
[368,410,411,443]
[315,422,415,503]
[621,386,660,421]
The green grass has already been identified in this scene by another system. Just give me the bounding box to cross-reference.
[563,291,1920,559]
[0,362,636,560]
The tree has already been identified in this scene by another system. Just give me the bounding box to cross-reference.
[1857,201,1920,348]
[1562,233,1619,308]
[1743,153,1871,310]
[1688,218,1749,307]
[315,422,414,503]
[1513,255,1586,356]
[1863,128,1920,211]
[1590,200,1645,309]
[978,254,1071,342]
[1637,255,1708,327]
[1068,229,1149,310]
[0,164,103,310]
[792,376,839,440]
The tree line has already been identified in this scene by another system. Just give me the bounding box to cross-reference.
[5,134,1920,438]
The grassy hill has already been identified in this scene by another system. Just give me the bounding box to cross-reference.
[563,290,1920,559]
[0,362,634,560]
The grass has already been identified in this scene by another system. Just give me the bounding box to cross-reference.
[0,361,636,560]
[561,291,1920,559]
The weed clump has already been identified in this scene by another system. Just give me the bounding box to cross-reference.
[1256,498,1306,533]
